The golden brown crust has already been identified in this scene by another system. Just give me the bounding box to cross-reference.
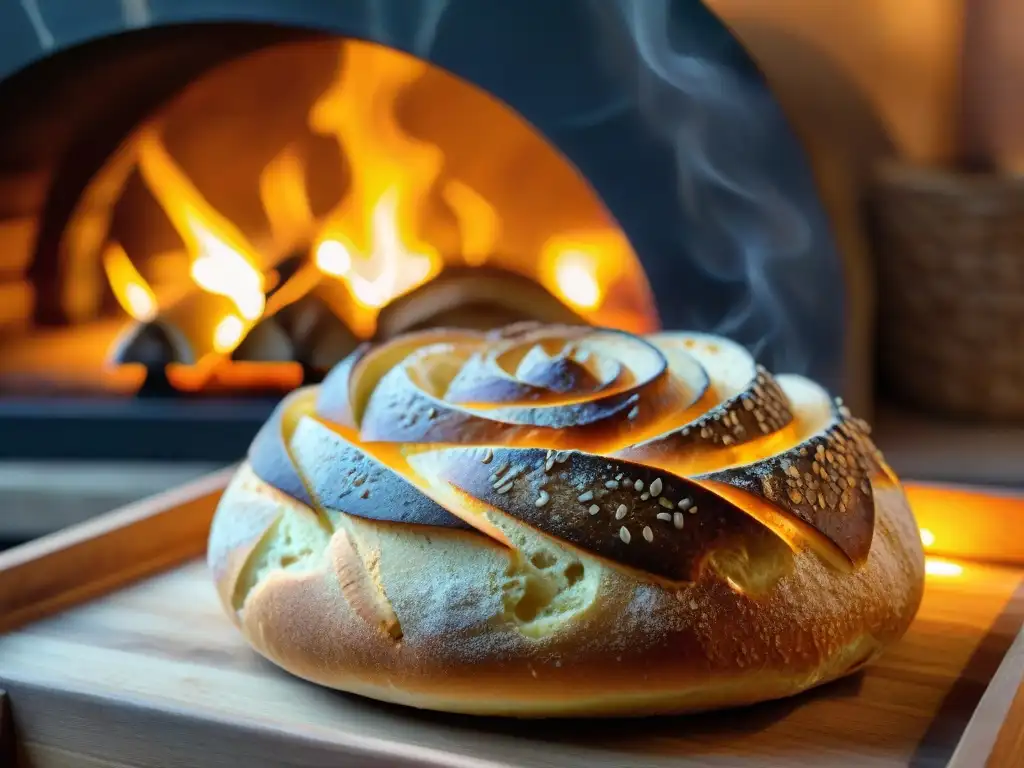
[702,400,881,565]
[207,323,926,717]
[208,464,924,717]
[206,466,295,622]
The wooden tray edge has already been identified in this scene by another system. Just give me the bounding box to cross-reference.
[0,464,236,634]
[950,619,1024,768]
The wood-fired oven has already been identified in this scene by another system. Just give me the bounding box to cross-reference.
[0,0,845,461]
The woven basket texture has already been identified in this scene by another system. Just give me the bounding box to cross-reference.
[872,162,1024,421]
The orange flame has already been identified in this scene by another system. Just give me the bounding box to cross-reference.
[258,145,315,255]
[315,187,436,311]
[442,180,501,267]
[309,44,444,336]
[103,242,157,322]
[100,40,659,360]
[136,127,266,352]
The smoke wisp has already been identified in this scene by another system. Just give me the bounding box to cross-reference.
[364,0,831,377]
[592,0,819,375]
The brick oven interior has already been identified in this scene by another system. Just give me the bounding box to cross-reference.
[0,25,664,459]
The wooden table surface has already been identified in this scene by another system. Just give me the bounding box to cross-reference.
[1,555,1022,767]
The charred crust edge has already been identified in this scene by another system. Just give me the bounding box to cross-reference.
[701,402,881,564]
[434,446,780,583]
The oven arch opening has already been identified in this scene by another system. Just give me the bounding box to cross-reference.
[0,26,658,400]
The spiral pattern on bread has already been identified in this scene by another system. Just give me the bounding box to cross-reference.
[208,322,925,717]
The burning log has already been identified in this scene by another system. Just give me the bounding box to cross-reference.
[108,320,179,370]
[374,266,585,340]
[110,259,585,383]
[227,317,293,363]
[109,290,239,367]
[233,285,359,374]
[109,252,351,374]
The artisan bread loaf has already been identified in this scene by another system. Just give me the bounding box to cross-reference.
[207,323,926,717]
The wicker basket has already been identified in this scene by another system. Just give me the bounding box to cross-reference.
[871,160,1024,421]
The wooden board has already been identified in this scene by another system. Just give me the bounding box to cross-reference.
[1,474,1024,767]
[0,466,235,633]
[1,558,1022,767]
[951,622,1024,767]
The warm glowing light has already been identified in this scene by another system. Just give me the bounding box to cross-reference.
[95,39,660,362]
[906,484,1024,565]
[309,43,444,335]
[315,239,351,277]
[553,249,602,310]
[442,180,501,267]
[213,315,246,353]
[313,190,436,314]
[189,229,264,321]
[103,242,157,321]
[136,127,265,348]
[920,528,936,547]
[539,231,630,314]
[925,558,964,577]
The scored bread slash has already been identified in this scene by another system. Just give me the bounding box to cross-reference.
[422,445,779,583]
[285,416,474,531]
[616,332,793,465]
[422,371,888,575]
[697,375,886,565]
[315,328,481,429]
[443,326,613,404]
[310,341,370,430]
[353,325,707,447]
[247,387,319,509]
[331,525,403,641]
